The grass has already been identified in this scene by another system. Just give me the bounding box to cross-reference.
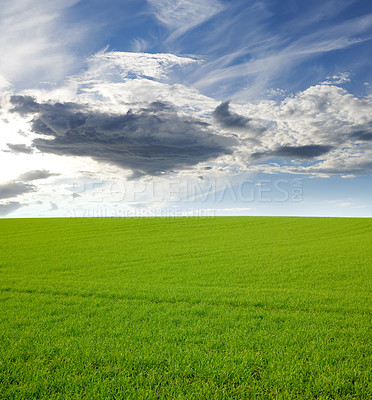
[0,216,371,399]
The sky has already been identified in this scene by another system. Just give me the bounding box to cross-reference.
[0,0,371,218]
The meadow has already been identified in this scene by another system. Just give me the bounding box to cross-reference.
[0,217,371,399]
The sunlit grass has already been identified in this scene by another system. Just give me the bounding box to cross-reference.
[0,217,371,399]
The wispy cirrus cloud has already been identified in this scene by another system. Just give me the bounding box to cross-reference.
[0,0,87,89]
[189,9,372,99]
[147,0,225,41]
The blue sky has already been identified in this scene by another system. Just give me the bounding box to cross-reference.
[0,0,371,217]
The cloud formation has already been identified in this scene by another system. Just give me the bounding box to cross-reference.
[10,95,40,115]
[1,2,371,217]
[11,96,237,177]
[0,181,35,200]
[148,0,224,41]
[87,50,198,81]
[6,143,34,154]
[0,0,84,89]
[213,101,252,129]
[253,145,333,160]
[350,124,372,141]
[18,170,58,181]
[4,51,372,180]
[0,201,23,216]
[0,171,58,208]
[191,9,372,99]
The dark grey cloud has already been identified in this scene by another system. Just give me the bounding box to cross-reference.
[273,145,333,158]
[253,145,333,160]
[10,95,40,116]
[350,123,372,141]
[0,171,56,205]
[0,201,23,216]
[11,96,237,177]
[212,101,267,139]
[18,170,58,182]
[213,101,252,128]
[0,181,35,200]
[6,143,34,154]
[352,131,372,141]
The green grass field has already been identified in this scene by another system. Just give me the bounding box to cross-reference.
[0,217,371,399]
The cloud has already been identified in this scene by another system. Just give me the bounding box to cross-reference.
[148,0,224,41]
[0,181,35,199]
[231,83,372,176]
[9,95,40,115]
[293,159,372,176]
[131,38,149,53]
[350,123,372,141]
[0,0,85,89]
[191,12,372,99]
[0,201,23,216]
[0,74,11,90]
[253,145,333,160]
[322,72,351,85]
[11,96,237,177]
[4,54,372,180]
[18,170,58,181]
[6,143,34,154]
[212,101,267,137]
[213,101,252,128]
[85,50,198,81]
[273,145,333,158]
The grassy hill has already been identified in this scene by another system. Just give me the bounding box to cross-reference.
[0,217,371,399]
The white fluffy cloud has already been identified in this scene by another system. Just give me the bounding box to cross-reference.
[84,50,199,81]
[230,84,372,176]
